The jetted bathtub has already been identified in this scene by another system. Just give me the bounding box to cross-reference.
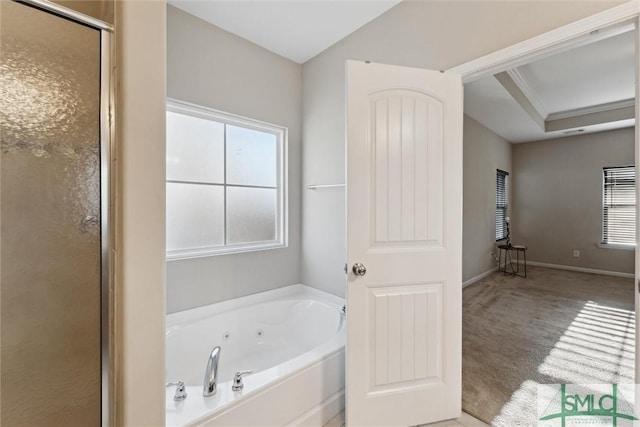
[165,285,346,426]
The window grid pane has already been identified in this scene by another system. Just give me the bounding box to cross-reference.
[166,182,225,251]
[166,111,225,183]
[226,186,277,245]
[226,125,278,187]
[603,166,636,245]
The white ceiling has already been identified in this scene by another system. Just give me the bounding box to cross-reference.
[518,31,635,115]
[168,0,402,64]
[464,29,636,143]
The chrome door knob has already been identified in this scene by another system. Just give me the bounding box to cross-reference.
[352,262,367,276]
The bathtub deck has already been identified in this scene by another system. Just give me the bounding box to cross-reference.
[323,411,488,427]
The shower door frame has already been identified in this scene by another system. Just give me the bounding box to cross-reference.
[12,1,115,425]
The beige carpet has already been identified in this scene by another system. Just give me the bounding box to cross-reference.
[462,266,635,426]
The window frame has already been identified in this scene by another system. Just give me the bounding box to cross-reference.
[601,165,636,249]
[496,169,509,242]
[166,98,288,260]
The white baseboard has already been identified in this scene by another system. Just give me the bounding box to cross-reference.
[463,267,498,288]
[286,389,345,427]
[523,261,634,279]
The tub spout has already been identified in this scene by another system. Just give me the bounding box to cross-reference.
[203,346,221,397]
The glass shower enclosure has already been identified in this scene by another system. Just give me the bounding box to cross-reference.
[0,1,112,425]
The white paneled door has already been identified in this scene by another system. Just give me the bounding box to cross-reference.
[346,61,463,426]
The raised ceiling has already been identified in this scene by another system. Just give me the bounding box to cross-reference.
[464,27,636,143]
[168,0,402,64]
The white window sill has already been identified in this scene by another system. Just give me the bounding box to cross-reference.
[596,242,636,251]
[167,241,287,260]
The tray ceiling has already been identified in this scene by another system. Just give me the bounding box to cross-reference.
[464,28,636,143]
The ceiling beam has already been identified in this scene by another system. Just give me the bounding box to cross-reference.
[494,71,546,130]
[547,98,635,121]
[546,100,635,132]
[506,69,549,119]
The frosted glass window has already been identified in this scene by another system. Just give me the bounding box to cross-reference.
[227,187,277,244]
[166,111,224,183]
[166,100,286,258]
[226,125,277,187]
[166,183,224,251]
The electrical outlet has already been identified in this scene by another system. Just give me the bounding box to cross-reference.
[573,249,580,258]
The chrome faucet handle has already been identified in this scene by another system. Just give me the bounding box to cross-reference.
[166,381,187,401]
[232,370,253,391]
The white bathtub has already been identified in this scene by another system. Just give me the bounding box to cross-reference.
[165,284,346,426]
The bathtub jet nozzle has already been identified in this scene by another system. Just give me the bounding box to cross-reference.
[203,346,221,397]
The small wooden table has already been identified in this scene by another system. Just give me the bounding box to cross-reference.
[497,244,527,278]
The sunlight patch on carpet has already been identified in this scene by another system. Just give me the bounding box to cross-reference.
[490,301,635,426]
[537,301,635,384]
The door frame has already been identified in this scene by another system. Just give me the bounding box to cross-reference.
[447,0,640,386]
[12,1,116,425]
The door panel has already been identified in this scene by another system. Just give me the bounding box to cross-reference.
[369,284,442,390]
[1,2,102,425]
[370,90,443,246]
[346,61,462,426]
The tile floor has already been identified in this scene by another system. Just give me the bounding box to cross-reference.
[324,410,489,427]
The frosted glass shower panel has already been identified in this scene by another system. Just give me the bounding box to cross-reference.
[227,186,277,244]
[0,1,101,425]
[166,111,224,183]
[226,125,277,187]
[167,182,224,250]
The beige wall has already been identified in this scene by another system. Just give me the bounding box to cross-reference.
[166,6,303,313]
[51,0,114,24]
[115,1,166,425]
[463,116,512,282]
[301,0,623,297]
[512,127,635,274]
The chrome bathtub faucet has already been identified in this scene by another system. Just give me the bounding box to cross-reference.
[203,346,221,397]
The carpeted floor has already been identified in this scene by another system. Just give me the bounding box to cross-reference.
[462,266,635,426]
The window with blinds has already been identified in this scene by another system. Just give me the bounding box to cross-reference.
[602,166,636,246]
[496,169,509,241]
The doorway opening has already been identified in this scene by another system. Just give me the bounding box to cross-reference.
[451,5,639,424]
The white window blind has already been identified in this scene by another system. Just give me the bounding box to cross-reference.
[496,169,509,241]
[602,166,636,246]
